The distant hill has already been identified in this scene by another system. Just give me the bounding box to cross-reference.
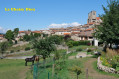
[0,33,5,35]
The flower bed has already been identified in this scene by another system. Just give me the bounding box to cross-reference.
[97,57,119,74]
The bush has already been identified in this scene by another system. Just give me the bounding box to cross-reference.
[72,41,79,46]
[76,48,82,52]
[70,65,82,75]
[79,41,90,45]
[10,50,14,53]
[66,41,73,48]
[15,40,17,44]
[87,49,92,52]
[17,50,20,52]
[25,47,30,51]
[87,43,91,46]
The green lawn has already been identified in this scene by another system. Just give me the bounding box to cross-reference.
[0,59,32,79]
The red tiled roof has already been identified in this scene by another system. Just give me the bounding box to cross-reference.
[82,24,89,27]
[19,31,25,33]
[64,33,71,35]
[71,29,80,31]
[72,32,80,34]
[85,28,93,31]
[96,17,100,20]
[0,35,3,37]
[32,31,41,33]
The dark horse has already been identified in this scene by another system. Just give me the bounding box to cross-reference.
[25,55,36,66]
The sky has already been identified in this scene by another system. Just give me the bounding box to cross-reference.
[0,0,107,33]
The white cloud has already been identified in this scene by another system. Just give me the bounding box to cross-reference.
[48,22,81,29]
[0,27,8,33]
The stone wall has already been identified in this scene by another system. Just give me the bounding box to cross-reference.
[97,57,119,74]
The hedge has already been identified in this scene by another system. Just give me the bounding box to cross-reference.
[66,40,90,48]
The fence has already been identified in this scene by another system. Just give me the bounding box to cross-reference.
[33,57,63,79]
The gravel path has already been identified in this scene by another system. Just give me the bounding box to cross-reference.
[5,56,32,59]
[84,58,118,79]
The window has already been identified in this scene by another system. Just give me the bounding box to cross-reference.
[93,13,95,15]
[89,37,93,39]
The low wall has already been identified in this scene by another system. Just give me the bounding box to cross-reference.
[97,57,119,74]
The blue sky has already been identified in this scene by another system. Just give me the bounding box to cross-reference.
[0,0,107,32]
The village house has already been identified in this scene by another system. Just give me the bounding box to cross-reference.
[0,34,7,42]
[49,11,102,46]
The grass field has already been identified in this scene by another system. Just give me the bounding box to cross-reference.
[0,59,32,79]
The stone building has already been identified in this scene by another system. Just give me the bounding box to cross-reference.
[87,11,102,24]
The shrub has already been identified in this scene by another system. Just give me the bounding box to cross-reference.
[25,47,30,51]
[10,50,14,53]
[72,41,79,46]
[79,41,90,45]
[17,50,20,52]
[76,48,82,52]
[66,41,73,48]
[15,40,17,44]
[87,43,91,46]
[116,63,119,71]
[69,65,82,78]
[87,49,92,52]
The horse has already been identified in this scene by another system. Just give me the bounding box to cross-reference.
[25,55,36,66]
[35,56,40,63]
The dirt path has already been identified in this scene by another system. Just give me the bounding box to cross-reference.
[84,58,118,79]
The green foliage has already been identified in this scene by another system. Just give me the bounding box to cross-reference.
[23,34,31,41]
[66,40,90,48]
[116,63,119,71]
[70,65,82,75]
[94,0,119,45]
[66,41,73,48]
[48,35,63,45]
[34,33,41,38]
[32,38,56,59]
[25,47,31,51]
[100,57,112,67]
[76,48,82,52]
[15,40,17,44]
[5,30,14,41]
[79,41,90,45]
[10,50,14,53]
[0,42,8,56]
[64,35,71,42]
[42,33,48,37]
[8,40,13,46]
[54,51,60,60]
[87,49,92,52]
[13,28,19,38]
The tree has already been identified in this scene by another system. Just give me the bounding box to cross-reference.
[23,34,30,41]
[32,38,56,68]
[5,30,14,41]
[0,42,8,57]
[34,33,41,38]
[94,0,119,49]
[13,28,19,38]
[48,35,63,45]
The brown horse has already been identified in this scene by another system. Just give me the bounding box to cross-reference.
[35,56,40,63]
